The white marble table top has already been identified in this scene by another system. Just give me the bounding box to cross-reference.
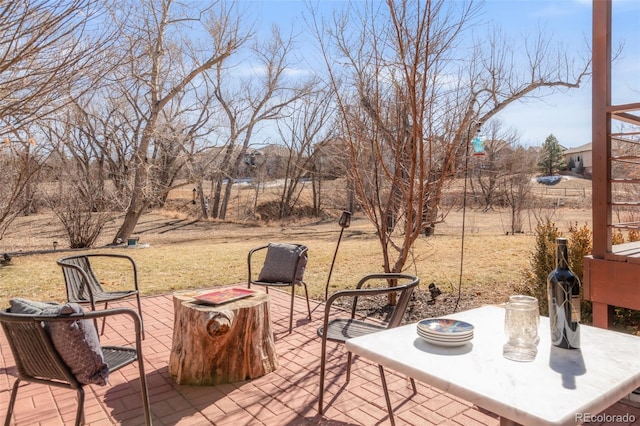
[345,305,640,426]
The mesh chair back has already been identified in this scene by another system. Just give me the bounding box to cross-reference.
[347,274,420,329]
[0,311,78,387]
[387,279,417,328]
[59,256,103,302]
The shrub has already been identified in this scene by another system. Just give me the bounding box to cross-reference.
[520,218,640,332]
[612,229,625,245]
[628,228,640,242]
[517,218,560,316]
[44,183,114,248]
[567,222,593,323]
[518,219,591,318]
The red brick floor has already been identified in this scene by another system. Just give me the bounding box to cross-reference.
[1,288,639,425]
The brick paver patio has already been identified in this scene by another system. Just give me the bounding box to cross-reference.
[1,287,638,425]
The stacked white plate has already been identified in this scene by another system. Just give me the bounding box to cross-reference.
[416,318,474,347]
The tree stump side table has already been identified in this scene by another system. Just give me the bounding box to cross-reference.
[169,289,278,385]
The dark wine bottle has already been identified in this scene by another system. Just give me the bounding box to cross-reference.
[547,237,581,349]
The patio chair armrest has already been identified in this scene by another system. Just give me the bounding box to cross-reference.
[82,253,140,290]
[247,244,270,283]
[354,273,418,289]
[323,286,405,318]
[323,273,419,327]
[351,273,419,317]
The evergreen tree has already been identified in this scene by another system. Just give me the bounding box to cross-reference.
[537,134,566,175]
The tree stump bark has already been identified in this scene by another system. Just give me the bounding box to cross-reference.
[169,289,278,385]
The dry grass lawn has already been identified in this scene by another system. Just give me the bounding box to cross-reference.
[0,201,592,311]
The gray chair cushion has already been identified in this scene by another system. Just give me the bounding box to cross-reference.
[9,298,109,386]
[258,243,307,283]
[9,298,59,314]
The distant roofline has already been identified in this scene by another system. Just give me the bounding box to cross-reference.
[563,142,592,153]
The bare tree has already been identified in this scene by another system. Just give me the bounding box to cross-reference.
[313,0,590,283]
[148,86,223,209]
[58,82,221,216]
[35,107,118,248]
[110,0,249,243]
[0,132,45,238]
[207,25,316,220]
[275,85,335,218]
[312,136,354,214]
[65,95,139,209]
[468,120,537,234]
[469,120,521,211]
[0,0,115,237]
[502,146,536,234]
[0,0,114,125]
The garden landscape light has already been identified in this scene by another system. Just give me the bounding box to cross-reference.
[325,211,352,300]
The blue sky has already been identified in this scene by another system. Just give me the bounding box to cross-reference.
[243,0,639,148]
[479,0,640,148]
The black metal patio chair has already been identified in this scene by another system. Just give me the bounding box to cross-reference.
[317,273,420,415]
[0,304,151,426]
[248,242,312,333]
[57,253,144,338]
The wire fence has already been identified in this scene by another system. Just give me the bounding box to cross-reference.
[530,187,591,199]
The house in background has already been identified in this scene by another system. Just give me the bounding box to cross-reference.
[563,142,592,176]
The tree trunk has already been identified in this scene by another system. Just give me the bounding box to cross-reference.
[113,153,147,243]
[219,178,233,220]
[169,290,278,386]
[197,181,208,219]
[115,197,146,244]
[210,174,223,219]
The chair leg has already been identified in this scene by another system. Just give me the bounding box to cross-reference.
[319,337,328,414]
[303,282,311,320]
[129,305,152,425]
[4,378,21,426]
[74,387,85,426]
[410,377,417,394]
[100,302,108,335]
[378,365,396,426]
[346,351,352,383]
[137,348,152,425]
[135,294,145,340]
[90,301,99,335]
[289,285,295,333]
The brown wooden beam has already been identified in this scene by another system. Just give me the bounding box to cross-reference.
[591,0,612,258]
[612,111,640,126]
[607,102,640,113]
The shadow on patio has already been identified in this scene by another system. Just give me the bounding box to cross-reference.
[1,287,638,425]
